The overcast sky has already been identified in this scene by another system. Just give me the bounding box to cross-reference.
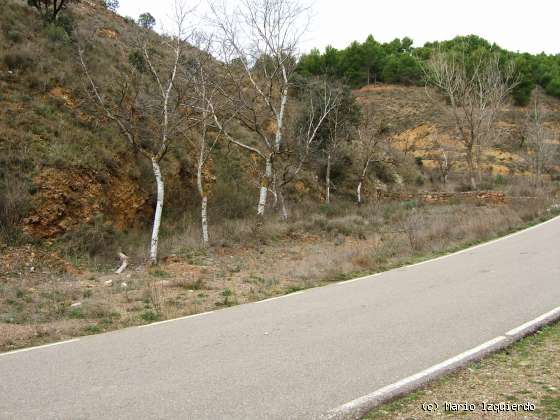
[117,0,560,55]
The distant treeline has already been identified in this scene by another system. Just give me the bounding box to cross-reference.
[297,35,560,105]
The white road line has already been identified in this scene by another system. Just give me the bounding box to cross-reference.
[326,301,560,419]
[327,336,507,418]
[254,291,305,304]
[138,311,215,328]
[336,214,560,287]
[336,272,383,286]
[506,306,560,338]
[0,339,80,358]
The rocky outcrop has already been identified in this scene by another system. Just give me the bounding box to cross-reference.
[22,167,148,238]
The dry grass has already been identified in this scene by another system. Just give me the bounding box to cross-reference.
[2,198,558,352]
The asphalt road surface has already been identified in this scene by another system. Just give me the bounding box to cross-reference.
[1,216,560,419]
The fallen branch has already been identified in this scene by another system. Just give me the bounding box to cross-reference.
[115,252,129,274]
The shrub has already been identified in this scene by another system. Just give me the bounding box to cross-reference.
[3,52,34,72]
[56,14,74,36]
[6,30,22,43]
[495,174,507,185]
[141,310,159,322]
[545,78,560,98]
[128,50,146,73]
[0,171,31,244]
[45,23,69,43]
[60,215,121,259]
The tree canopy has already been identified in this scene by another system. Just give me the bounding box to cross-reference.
[297,34,560,106]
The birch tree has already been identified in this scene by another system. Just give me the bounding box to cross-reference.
[79,2,192,264]
[428,133,457,185]
[181,34,226,245]
[209,0,310,217]
[313,83,359,204]
[273,78,341,218]
[423,50,518,190]
[354,110,389,204]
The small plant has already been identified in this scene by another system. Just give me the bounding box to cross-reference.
[221,288,235,306]
[179,278,205,290]
[149,269,171,278]
[285,286,304,294]
[495,174,507,185]
[141,310,160,323]
[6,30,22,43]
[68,308,84,319]
[402,200,418,210]
[84,324,101,335]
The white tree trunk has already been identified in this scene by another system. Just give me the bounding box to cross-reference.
[201,195,209,245]
[197,154,209,246]
[325,153,331,204]
[257,156,273,216]
[149,158,164,265]
[356,158,371,204]
[357,182,363,204]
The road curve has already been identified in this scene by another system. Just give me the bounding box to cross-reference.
[1,216,560,419]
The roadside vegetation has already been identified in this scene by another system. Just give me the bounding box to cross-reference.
[2,200,558,351]
[1,0,559,350]
[365,321,560,419]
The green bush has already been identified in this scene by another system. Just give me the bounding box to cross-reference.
[128,50,146,73]
[141,310,159,322]
[545,78,560,98]
[45,23,69,43]
[56,14,74,36]
[495,174,508,185]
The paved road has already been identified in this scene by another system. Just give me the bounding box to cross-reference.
[2,216,560,419]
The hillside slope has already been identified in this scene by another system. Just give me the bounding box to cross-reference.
[1,0,559,249]
[1,0,255,243]
[355,84,560,180]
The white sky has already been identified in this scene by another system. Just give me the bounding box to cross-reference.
[117,0,560,55]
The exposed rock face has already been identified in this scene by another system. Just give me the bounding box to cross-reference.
[96,27,118,39]
[22,167,148,238]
